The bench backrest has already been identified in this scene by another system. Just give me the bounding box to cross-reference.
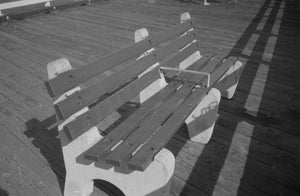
[46,13,202,146]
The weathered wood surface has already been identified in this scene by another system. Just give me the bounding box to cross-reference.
[0,0,299,195]
[0,0,100,22]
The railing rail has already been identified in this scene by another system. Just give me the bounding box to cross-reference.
[0,0,53,16]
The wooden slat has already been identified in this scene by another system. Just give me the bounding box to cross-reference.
[128,57,238,171]
[104,56,228,167]
[63,66,161,140]
[45,19,194,97]
[82,54,214,162]
[209,57,238,85]
[83,81,182,161]
[54,30,197,120]
[161,41,200,69]
[54,53,157,120]
[105,84,195,166]
[155,29,198,60]
[151,19,195,46]
[128,87,208,171]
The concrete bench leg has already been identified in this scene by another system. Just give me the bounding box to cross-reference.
[64,175,94,196]
[59,116,174,196]
[185,88,221,144]
[62,129,174,196]
[215,60,244,99]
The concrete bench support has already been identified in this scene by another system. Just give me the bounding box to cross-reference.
[47,58,174,196]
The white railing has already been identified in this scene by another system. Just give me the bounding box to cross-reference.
[0,0,53,16]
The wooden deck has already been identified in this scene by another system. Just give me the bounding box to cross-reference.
[0,0,300,195]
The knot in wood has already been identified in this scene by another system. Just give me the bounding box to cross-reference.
[68,74,74,84]
[77,96,82,105]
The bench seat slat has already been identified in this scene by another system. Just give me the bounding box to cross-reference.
[80,53,223,162]
[55,31,198,120]
[82,81,182,162]
[63,67,161,140]
[128,88,208,171]
[45,19,194,97]
[105,59,216,166]
[128,57,238,171]
[105,84,195,166]
[90,54,219,165]
[82,54,214,162]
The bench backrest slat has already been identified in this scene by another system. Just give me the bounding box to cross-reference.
[63,67,161,140]
[54,53,157,120]
[161,41,199,69]
[155,32,197,60]
[45,19,194,97]
[54,30,198,120]
[149,19,195,46]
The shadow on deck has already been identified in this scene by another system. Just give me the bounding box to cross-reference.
[22,0,300,195]
[179,0,300,195]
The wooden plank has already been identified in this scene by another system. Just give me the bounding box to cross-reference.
[213,123,300,191]
[55,31,197,119]
[0,45,47,80]
[22,16,117,56]
[63,67,161,141]
[107,56,234,169]
[155,30,198,60]
[0,121,62,196]
[128,86,207,171]
[218,107,300,156]
[101,56,233,170]
[82,81,182,162]
[0,27,83,67]
[162,41,200,68]
[105,84,195,166]
[169,129,299,196]
[171,176,208,196]
[127,57,237,171]
[105,63,213,166]
[0,102,108,196]
[0,59,49,111]
[45,19,194,97]
[54,53,157,120]
[82,54,214,162]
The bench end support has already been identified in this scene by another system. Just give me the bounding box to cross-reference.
[215,60,244,99]
[63,148,174,196]
[185,88,221,144]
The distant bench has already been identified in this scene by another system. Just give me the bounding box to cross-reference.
[45,12,244,196]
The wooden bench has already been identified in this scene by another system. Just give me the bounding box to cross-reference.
[45,12,244,196]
